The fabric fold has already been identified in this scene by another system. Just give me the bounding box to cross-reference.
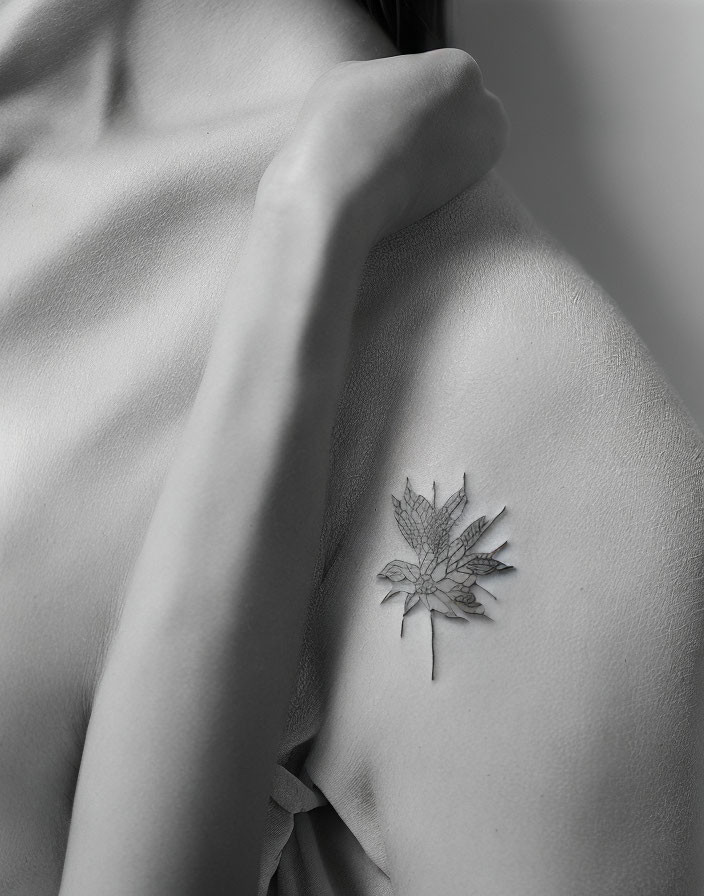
[258,764,329,894]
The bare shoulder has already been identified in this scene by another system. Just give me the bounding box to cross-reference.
[305,175,704,895]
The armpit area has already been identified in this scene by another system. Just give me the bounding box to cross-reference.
[303,173,704,896]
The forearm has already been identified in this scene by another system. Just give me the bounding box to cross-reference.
[56,47,508,895]
[59,176,371,896]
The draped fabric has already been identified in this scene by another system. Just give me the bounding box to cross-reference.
[260,764,394,895]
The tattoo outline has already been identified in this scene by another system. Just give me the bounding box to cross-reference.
[378,475,513,680]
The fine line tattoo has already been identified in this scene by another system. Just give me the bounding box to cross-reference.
[378,475,514,680]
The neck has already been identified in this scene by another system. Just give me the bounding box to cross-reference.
[124,0,397,127]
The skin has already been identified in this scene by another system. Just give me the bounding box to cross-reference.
[1,0,703,894]
[2,1,504,892]
[307,175,704,893]
[57,48,505,889]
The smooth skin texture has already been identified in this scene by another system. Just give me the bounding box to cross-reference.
[306,175,704,893]
[57,48,506,894]
[1,0,703,894]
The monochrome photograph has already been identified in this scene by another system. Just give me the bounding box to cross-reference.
[1,0,703,893]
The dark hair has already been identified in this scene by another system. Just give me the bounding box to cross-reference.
[357,0,444,54]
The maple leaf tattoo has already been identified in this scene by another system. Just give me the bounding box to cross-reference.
[378,476,513,680]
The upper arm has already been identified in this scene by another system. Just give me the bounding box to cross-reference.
[305,176,704,895]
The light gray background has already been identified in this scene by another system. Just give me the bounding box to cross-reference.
[447,0,704,430]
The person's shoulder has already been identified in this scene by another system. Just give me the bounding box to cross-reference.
[345,172,703,574]
[305,174,704,895]
[364,171,702,497]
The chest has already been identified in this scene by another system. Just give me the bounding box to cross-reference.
[0,117,280,893]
